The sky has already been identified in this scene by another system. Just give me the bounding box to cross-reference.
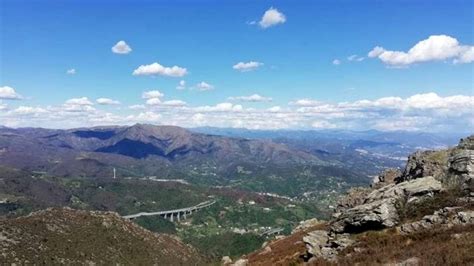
[0,0,473,132]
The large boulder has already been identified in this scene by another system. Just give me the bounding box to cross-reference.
[447,135,474,188]
[397,150,449,183]
[331,198,399,234]
[331,176,443,234]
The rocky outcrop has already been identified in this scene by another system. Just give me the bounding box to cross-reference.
[292,218,323,233]
[303,135,474,263]
[331,176,443,234]
[448,136,474,188]
[372,168,402,188]
[397,150,449,183]
[400,207,474,235]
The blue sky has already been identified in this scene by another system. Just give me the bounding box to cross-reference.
[0,0,473,131]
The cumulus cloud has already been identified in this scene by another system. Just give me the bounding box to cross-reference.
[63,97,95,112]
[368,35,474,66]
[129,104,146,110]
[12,106,48,115]
[195,102,243,112]
[228,94,272,102]
[0,86,22,100]
[96,98,120,105]
[176,80,186,90]
[259,7,286,28]
[145,98,162,105]
[290,98,322,107]
[233,61,264,72]
[2,91,472,132]
[195,82,214,91]
[66,69,76,75]
[133,62,187,77]
[65,97,93,106]
[332,59,341,65]
[162,100,187,107]
[142,90,164,99]
[112,40,132,54]
[267,106,281,112]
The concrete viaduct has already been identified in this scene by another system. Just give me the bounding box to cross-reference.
[122,200,216,222]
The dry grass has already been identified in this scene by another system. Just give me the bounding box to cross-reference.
[245,224,327,266]
[334,225,474,266]
[396,187,471,223]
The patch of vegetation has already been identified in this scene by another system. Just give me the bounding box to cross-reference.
[184,232,265,260]
[336,225,474,265]
[135,216,176,234]
[396,187,470,222]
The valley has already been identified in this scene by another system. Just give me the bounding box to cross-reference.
[0,124,468,263]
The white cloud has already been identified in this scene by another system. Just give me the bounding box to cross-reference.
[332,59,341,65]
[133,62,187,77]
[195,82,214,91]
[96,98,120,105]
[232,61,264,72]
[312,120,337,129]
[229,94,272,102]
[2,91,472,132]
[195,102,243,112]
[259,7,286,28]
[142,90,164,99]
[0,86,22,100]
[146,98,162,105]
[290,98,321,107]
[162,100,187,107]
[65,97,93,106]
[134,111,162,122]
[347,55,364,62]
[368,35,474,66]
[66,69,76,75]
[11,106,48,115]
[129,104,146,110]
[176,80,186,90]
[454,46,474,64]
[267,106,281,112]
[111,40,132,54]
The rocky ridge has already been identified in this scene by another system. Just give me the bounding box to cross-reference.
[300,135,474,263]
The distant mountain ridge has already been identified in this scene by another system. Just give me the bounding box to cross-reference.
[0,124,462,197]
[0,124,340,191]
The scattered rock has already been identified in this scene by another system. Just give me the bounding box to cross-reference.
[303,230,329,258]
[231,258,248,266]
[292,218,322,233]
[222,256,232,265]
[400,208,474,235]
[372,168,402,188]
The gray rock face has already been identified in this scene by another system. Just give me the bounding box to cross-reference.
[331,176,443,234]
[448,136,474,188]
[302,134,473,263]
[303,230,329,258]
[372,168,402,188]
[397,150,448,183]
[400,207,474,235]
[303,230,354,261]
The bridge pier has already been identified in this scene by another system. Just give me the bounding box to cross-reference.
[170,213,174,222]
